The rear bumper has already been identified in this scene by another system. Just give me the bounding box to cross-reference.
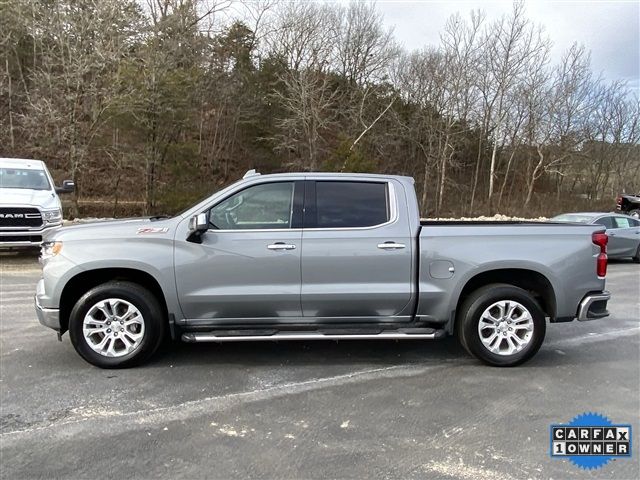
[577,291,610,321]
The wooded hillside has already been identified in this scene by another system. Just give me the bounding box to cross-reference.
[2,0,639,218]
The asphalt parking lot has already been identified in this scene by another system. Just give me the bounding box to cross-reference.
[0,252,638,480]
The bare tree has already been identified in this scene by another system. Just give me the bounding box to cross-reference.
[482,1,550,206]
[336,2,400,157]
[19,0,145,215]
[2,0,637,218]
[334,1,397,86]
[268,2,339,170]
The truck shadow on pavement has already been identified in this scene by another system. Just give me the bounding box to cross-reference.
[148,336,472,369]
[142,335,593,371]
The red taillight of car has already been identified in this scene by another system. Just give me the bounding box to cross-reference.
[592,232,608,277]
[616,195,622,206]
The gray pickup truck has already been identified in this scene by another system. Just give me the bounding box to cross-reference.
[35,171,610,368]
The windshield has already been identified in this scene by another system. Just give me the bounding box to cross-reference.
[551,214,595,223]
[0,168,51,190]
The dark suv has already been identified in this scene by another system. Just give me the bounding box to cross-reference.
[616,193,640,219]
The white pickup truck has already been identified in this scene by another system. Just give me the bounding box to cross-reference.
[0,158,74,247]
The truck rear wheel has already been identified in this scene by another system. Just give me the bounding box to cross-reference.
[457,284,546,367]
[68,281,165,368]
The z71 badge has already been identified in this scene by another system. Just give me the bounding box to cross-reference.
[136,227,169,234]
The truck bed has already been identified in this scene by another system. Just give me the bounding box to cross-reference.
[416,220,603,325]
[420,220,565,226]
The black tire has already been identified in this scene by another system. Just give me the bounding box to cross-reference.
[457,283,546,367]
[632,244,640,264]
[69,281,165,368]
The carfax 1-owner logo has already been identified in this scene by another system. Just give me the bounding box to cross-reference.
[550,412,633,470]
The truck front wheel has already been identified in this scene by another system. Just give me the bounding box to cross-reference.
[457,284,546,367]
[68,281,165,368]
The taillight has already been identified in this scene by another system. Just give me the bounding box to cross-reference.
[592,232,608,277]
[616,195,622,206]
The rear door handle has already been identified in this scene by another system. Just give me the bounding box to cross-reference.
[377,242,406,250]
[267,242,296,250]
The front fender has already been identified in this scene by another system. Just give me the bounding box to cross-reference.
[46,237,181,320]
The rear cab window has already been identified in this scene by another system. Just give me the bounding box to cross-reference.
[309,181,390,228]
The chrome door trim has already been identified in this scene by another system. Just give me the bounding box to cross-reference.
[190,179,399,233]
[180,315,413,326]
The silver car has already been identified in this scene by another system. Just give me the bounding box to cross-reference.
[552,212,640,262]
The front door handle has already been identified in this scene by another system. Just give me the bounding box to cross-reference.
[267,242,296,251]
[377,242,406,250]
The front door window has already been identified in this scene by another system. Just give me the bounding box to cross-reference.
[209,182,295,230]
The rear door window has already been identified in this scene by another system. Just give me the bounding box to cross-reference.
[594,217,615,229]
[613,217,634,228]
[313,181,389,228]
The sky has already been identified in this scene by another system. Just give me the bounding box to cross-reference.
[371,0,640,91]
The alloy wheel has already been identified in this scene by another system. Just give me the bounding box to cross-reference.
[477,300,534,356]
[82,298,145,357]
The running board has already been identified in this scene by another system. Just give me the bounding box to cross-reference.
[181,330,445,343]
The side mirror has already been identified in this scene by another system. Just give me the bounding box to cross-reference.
[188,213,208,234]
[55,180,75,194]
[187,213,208,243]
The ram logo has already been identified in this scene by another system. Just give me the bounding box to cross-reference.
[0,213,41,219]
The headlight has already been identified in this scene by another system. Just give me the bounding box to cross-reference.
[42,208,63,225]
[41,241,63,260]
